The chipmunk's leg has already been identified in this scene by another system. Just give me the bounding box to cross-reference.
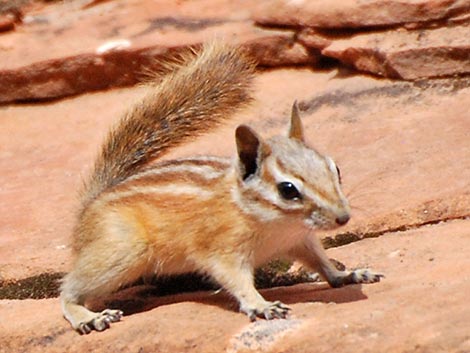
[289,234,383,288]
[60,227,148,334]
[60,291,123,335]
[60,265,125,335]
[204,256,290,321]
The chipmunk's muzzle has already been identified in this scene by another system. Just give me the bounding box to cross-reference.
[335,213,350,226]
[306,207,350,230]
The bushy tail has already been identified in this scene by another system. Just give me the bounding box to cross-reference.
[83,42,256,203]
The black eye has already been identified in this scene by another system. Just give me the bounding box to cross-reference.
[336,166,342,184]
[277,182,301,200]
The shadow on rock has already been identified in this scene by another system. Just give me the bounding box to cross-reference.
[91,281,368,318]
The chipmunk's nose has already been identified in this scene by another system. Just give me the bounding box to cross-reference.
[335,213,350,225]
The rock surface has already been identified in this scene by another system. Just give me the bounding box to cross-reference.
[2,0,470,103]
[322,24,470,79]
[1,1,470,352]
[255,0,470,80]
[0,14,15,32]
[254,0,470,28]
[1,220,469,352]
[2,67,469,281]
[0,0,312,103]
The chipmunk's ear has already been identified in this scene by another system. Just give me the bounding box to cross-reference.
[236,125,270,181]
[288,101,305,143]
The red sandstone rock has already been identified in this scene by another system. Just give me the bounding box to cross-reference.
[0,46,172,103]
[0,14,15,32]
[0,28,312,103]
[2,68,470,281]
[1,219,469,352]
[254,0,470,28]
[1,1,470,352]
[296,28,333,50]
[0,0,312,103]
[321,24,470,79]
[244,34,317,67]
[2,0,470,101]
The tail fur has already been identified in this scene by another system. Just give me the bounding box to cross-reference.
[82,42,256,204]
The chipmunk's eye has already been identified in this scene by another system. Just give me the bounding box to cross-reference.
[277,182,301,200]
[336,166,342,184]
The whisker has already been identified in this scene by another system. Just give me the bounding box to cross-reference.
[343,169,389,199]
[350,204,374,218]
[347,190,381,202]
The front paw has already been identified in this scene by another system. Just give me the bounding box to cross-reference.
[350,269,384,284]
[242,300,291,322]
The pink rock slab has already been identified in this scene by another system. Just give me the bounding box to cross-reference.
[1,219,468,352]
[0,0,312,103]
[254,0,470,28]
[322,24,470,79]
[1,68,469,280]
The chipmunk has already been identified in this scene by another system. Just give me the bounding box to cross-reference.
[60,41,383,334]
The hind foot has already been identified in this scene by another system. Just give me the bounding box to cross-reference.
[77,309,123,335]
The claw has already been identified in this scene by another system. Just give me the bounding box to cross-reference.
[75,309,123,334]
[273,301,291,311]
[242,300,291,322]
[93,317,110,332]
[264,310,273,320]
[78,323,92,335]
[263,301,290,320]
[352,269,384,284]
[101,309,123,322]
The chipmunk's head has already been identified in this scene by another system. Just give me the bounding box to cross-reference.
[234,102,350,230]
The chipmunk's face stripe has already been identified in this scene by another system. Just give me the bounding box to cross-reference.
[233,158,306,221]
[260,163,276,185]
[232,135,350,229]
[237,179,303,215]
[275,158,306,184]
[270,159,303,188]
[275,157,340,208]
[325,157,345,198]
[232,180,281,221]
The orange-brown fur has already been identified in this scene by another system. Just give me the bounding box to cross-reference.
[82,43,255,206]
[61,42,383,335]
